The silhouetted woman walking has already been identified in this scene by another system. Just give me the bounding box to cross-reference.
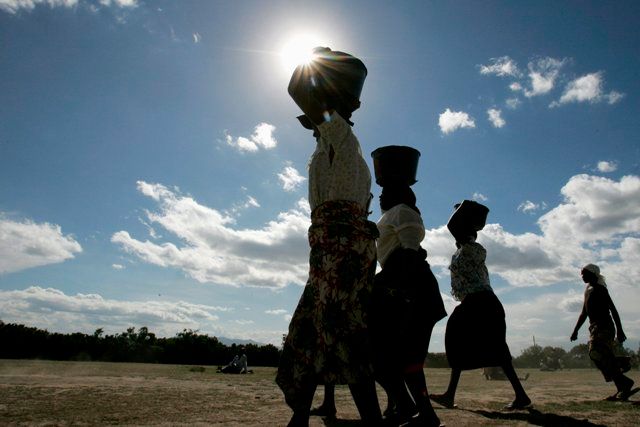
[368,146,446,426]
[370,182,446,426]
[430,201,531,410]
[276,47,382,426]
[571,263,637,401]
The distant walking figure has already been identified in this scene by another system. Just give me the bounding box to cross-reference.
[430,201,531,410]
[276,47,382,426]
[570,264,638,401]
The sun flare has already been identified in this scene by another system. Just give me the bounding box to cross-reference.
[279,33,324,73]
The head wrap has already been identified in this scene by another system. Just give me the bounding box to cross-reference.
[583,263,607,287]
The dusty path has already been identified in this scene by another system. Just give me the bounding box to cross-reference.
[0,360,638,425]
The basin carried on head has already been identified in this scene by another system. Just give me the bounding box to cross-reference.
[447,200,490,239]
[371,145,421,187]
[288,47,367,127]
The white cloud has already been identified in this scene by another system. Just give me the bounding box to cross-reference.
[606,91,625,105]
[505,97,521,109]
[509,82,522,92]
[552,72,601,106]
[0,286,242,338]
[227,195,261,216]
[487,108,506,128]
[0,0,136,13]
[0,0,76,14]
[472,192,488,202]
[517,200,547,214]
[597,160,618,173]
[0,216,82,274]
[551,72,625,107]
[193,32,201,43]
[265,309,288,315]
[112,263,125,270]
[558,293,584,313]
[539,174,640,243]
[225,123,277,152]
[112,181,310,289]
[438,108,475,135]
[479,56,521,77]
[278,164,306,192]
[99,0,136,7]
[524,57,566,98]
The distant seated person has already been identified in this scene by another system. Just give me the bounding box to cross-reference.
[218,352,252,374]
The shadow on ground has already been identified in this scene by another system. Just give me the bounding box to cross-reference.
[321,418,361,426]
[469,408,607,427]
[317,407,607,426]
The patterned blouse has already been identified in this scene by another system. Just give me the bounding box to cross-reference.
[449,241,493,301]
[376,204,425,267]
[308,112,372,212]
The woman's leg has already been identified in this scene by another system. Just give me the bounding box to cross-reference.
[286,383,316,427]
[310,384,336,416]
[405,364,440,425]
[502,362,531,408]
[376,373,416,420]
[430,368,460,408]
[348,380,382,424]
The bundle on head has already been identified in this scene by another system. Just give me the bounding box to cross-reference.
[288,47,367,127]
[447,200,489,242]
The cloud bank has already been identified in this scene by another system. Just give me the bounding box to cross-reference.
[0,0,137,14]
[423,174,640,290]
[4,173,640,352]
[112,181,310,289]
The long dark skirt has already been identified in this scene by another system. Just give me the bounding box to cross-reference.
[445,290,512,370]
[370,249,446,374]
[276,201,379,411]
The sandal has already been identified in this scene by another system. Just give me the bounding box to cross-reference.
[504,397,531,410]
[309,404,336,418]
[429,393,457,409]
[618,387,640,401]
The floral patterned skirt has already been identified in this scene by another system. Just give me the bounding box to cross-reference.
[276,200,379,410]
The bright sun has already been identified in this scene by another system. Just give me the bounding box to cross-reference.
[279,33,324,73]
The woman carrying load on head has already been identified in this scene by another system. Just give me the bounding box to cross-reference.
[571,264,638,401]
[368,146,446,426]
[370,180,446,427]
[276,47,382,427]
[430,201,531,411]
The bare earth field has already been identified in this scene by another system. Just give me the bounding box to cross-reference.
[0,360,638,426]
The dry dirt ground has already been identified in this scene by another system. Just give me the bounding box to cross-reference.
[0,360,639,426]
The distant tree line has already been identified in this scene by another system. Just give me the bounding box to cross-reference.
[512,343,639,370]
[428,342,640,370]
[0,320,280,367]
[2,320,638,371]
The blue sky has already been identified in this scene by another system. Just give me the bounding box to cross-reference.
[1,0,639,354]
